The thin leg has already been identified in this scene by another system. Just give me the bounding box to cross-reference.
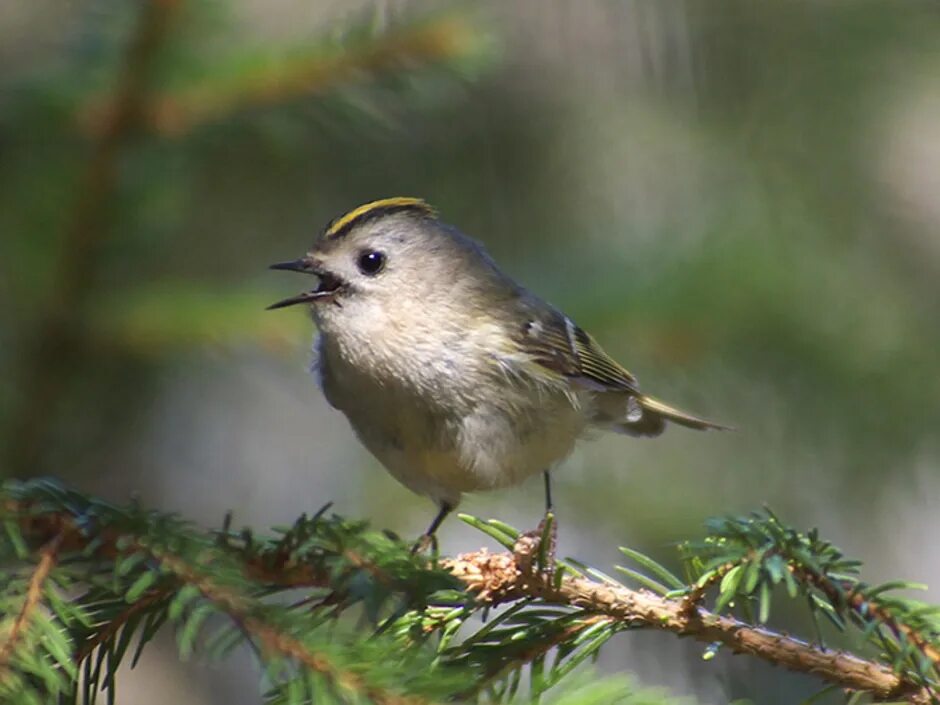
[522,470,557,574]
[411,501,454,554]
[426,502,453,537]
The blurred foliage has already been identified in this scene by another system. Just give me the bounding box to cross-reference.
[0,0,494,477]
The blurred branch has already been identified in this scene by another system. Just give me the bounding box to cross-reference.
[4,0,182,476]
[150,546,431,705]
[4,8,488,477]
[81,15,483,138]
[0,532,64,681]
[74,585,171,662]
[3,484,450,704]
[87,283,304,354]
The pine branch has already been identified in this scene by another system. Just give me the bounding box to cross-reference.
[3,481,463,703]
[800,567,940,668]
[149,547,428,705]
[1,480,937,704]
[74,587,171,663]
[446,536,932,704]
[678,512,940,694]
[0,532,64,680]
[458,613,615,699]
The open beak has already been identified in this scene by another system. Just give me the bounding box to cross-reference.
[266,290,327,310]
[267,256,345,309]
[269,258,317,274]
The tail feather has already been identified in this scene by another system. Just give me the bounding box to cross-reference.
[600,393,731,438]
[637,395,731,432]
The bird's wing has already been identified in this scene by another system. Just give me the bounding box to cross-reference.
[513,302,640,393]
[507,295,729,433]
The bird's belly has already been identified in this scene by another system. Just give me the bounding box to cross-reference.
[325,362,585,503]
[369,404,583,504]
[452,399,585,490]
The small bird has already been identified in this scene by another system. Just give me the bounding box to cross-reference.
[269,198,726,547]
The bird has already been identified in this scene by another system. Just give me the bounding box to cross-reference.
[268,197,727,549]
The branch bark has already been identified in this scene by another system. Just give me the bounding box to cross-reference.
[0,533,64,680]
[444,536,933,705]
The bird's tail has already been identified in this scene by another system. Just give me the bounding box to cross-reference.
[638,395,730,432]
[611,394,731,437]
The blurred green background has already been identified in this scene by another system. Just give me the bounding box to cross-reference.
[2,1,939,703]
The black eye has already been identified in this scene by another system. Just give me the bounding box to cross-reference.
[357,250,385,275]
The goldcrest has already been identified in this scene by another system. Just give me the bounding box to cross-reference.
[269,198,726,541]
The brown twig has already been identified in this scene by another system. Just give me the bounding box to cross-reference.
[680,559,735,615]
[0,533,65,681]
[3,501,936,704]
[8,502,421,704]
[461,614,613,699]
[4,0,182,477]
[75,586,172,662]
[849,592,940,670]
[148,548,428,705]
[795,566,940,687]
[444,537,934,705]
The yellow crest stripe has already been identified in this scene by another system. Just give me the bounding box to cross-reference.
[325,197,436,239]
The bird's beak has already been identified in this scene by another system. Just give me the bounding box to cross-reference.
[269,258,318,274]
[267,255,344,310]
[266,290,326,310]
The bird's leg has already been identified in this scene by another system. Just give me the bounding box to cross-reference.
[543,469,554,514]
[539,470,558,568]
[411,501,454,555]
[522,471,557,574]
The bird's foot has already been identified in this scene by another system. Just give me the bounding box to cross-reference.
[520,511,557,577]
[410,532,439,557]
[411,503,453,557]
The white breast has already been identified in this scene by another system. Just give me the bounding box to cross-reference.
[313,318,586,505]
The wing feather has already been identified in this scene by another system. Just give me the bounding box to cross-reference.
[509,296,729,432]
[515,306,639,393]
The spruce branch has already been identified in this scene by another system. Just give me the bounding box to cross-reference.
[0,532,65,683]
[456,612,615,700]
[679,512,940,694]
[446,536,932,704]
[148,547,430,705]
[794,563,940,698]
[74,587,171,663]
[796,564,940,668]
[680,560,735,615]
[2,481,463,704]
[1,479,937,704]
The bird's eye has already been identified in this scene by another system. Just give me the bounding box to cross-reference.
[356,249,386,276]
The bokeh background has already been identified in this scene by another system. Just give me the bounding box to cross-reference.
[2,1,940,703]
